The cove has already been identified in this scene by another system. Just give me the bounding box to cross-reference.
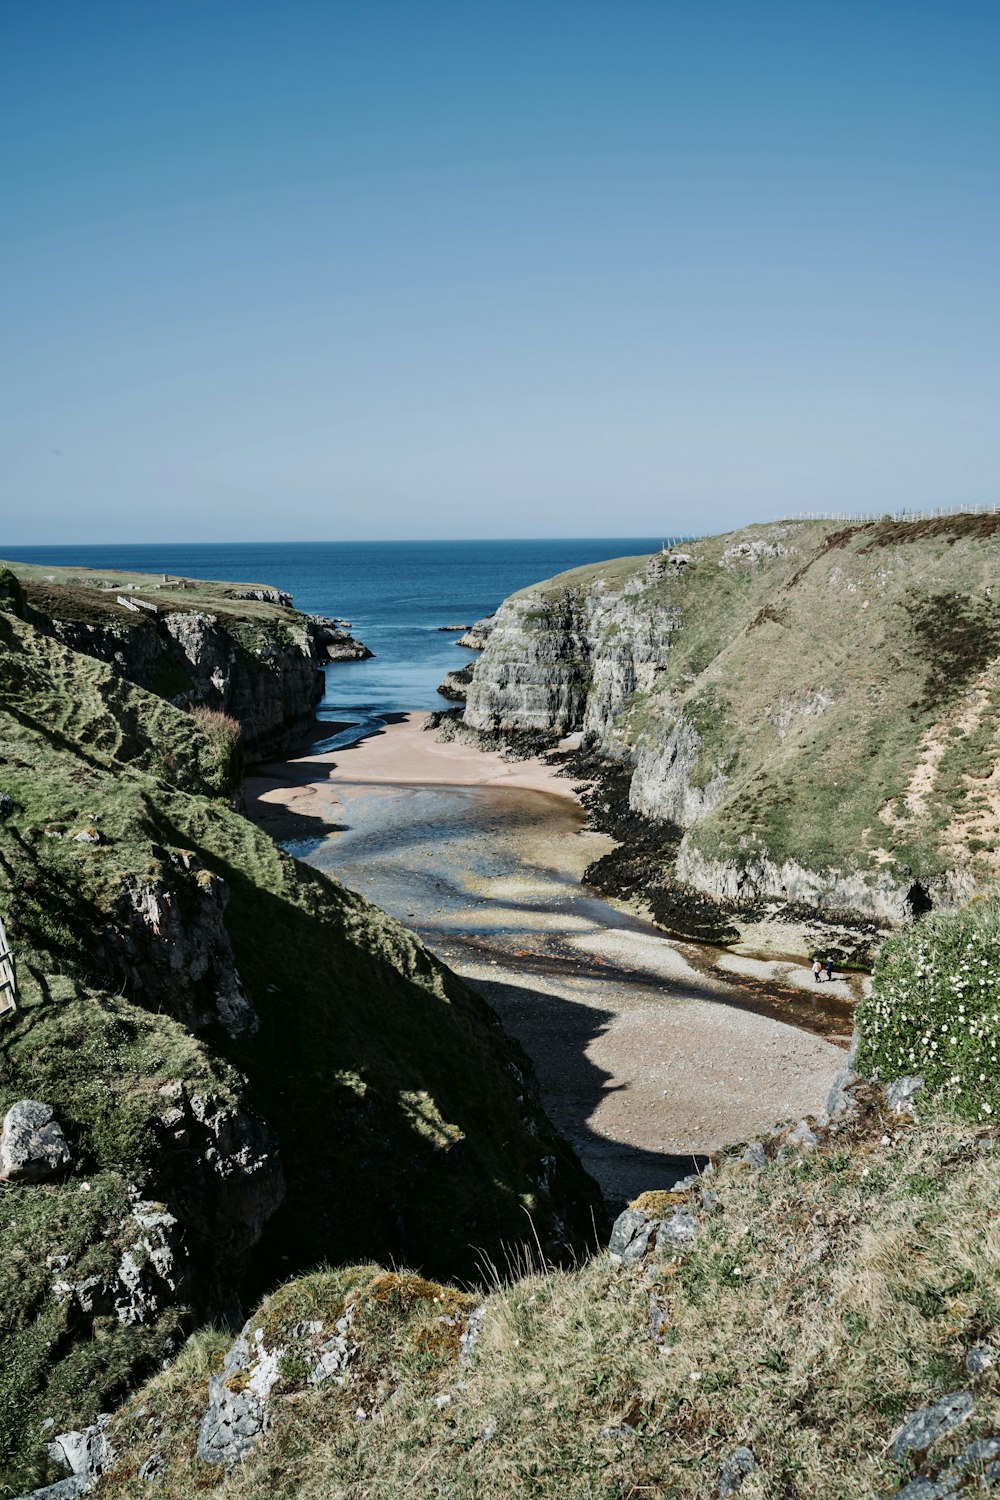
[248,714,849,1211]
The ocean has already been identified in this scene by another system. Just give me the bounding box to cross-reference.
[2,539,664,724]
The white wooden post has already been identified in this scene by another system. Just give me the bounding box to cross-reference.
[0,911,17,1016]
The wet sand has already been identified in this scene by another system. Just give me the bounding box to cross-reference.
[248,716,851,1208]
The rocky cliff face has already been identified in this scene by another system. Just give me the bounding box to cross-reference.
[0,594,603,1492]
[47,609,324,762]
[2,561,373,762]
[463,519,1000,928]
[464,555,677,748]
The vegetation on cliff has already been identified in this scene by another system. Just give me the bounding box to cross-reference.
[463,515,1000,930]
[0,559,328,761]
[856,897,1000,1121]
[87,1074,1000,1499]
[0,591,602,1492]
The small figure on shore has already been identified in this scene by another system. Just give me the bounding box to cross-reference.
[812,958,822,982]
[826,955,834,982]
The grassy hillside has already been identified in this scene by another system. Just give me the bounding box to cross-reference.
[2,557,297,635]
[469,515,1000,929]
[0,594,602,1492]
[91,1081,1000,1499]
[633,517,1000,891]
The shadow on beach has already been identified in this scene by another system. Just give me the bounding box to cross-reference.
[468,973,710,1213]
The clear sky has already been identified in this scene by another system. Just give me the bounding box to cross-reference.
[2,0,998,542]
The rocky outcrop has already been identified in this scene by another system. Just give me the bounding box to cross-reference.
[52,1195,187,1328]
[0,1101,71,1182]
[102,852,258,1039]
[197,1309,359,1467]
[160,611,323,759]
[457,614,497,650]
[437,665,474,701]
[224,587,293,607]
[461,522,999,931]
[152,1081,285,1308]
[307,615,373,662]
[464,570,675,747]
[33,604,355,762]
[675,843,976,928]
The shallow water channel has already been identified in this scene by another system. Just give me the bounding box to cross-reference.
[283,748,848,1210]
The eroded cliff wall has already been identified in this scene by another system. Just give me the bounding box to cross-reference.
[463,517,1000,925]
[3,562,372,762]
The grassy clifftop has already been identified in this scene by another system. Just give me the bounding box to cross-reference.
[88,1076,1000,1499]
[0,559,328,761]
[3,558,296,632]
[0,595,602,1492]
[630,517,1000,893]
[467,515,1000,929]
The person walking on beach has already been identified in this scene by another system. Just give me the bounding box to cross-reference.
[812,958,822,982]
[825,955,834,982]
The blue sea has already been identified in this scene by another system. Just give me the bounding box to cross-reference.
[2,539,664,726]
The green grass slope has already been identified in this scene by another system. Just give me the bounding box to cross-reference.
[0,600,603,1492]
[491,515,1000,921]
[639,517,1000,893]
[94,1085,1000,1500]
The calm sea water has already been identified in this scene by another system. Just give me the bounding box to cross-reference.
[2,539,663,723]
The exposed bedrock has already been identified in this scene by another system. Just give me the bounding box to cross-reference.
[464,574,675,745]
[462,522,997,928]
[36,609,351,762]
[437,664,474,701]
[675,842,976,927]
[307,615,373,662]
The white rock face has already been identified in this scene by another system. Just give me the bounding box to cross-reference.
[0,1101,71,1183]
[675,841,976,925]
[629,716,729,826]
[464,572,676,747]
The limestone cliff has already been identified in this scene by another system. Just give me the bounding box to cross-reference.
[3,561,371,761]
[463,516,1000,928]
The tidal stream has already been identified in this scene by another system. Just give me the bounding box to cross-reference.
[259,718,851,1209]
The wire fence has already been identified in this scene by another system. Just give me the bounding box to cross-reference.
[779,503,1000,524]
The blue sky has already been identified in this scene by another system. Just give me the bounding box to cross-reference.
[2,0,998,542]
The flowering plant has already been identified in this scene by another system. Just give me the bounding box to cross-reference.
[856,897,1000,1120]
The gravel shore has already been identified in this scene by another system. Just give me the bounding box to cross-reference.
[248,714,849,1207]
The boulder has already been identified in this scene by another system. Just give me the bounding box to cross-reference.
[719,1445,756,1496]
[888,1391,974,1464]
[966,1345,995,1374]
[608,1207,649,1264]
[825,1068,858,1122]
[776,1120,820,1163]
[13,1415,119,1498]
[886,1075,924,1119]
[438,665,475,702]
[655,1212,700,1252]
[0,1101,71,1183]
[740,1142,768,1171]
[0,791,14,821]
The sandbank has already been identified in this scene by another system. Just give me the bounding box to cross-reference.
[246,712,579,839]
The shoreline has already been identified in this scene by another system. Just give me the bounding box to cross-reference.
[246,713,852,1204]
[245,711,581,840]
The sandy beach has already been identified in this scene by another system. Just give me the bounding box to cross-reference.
[246,712,578,841]
[248,713,850,1206]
